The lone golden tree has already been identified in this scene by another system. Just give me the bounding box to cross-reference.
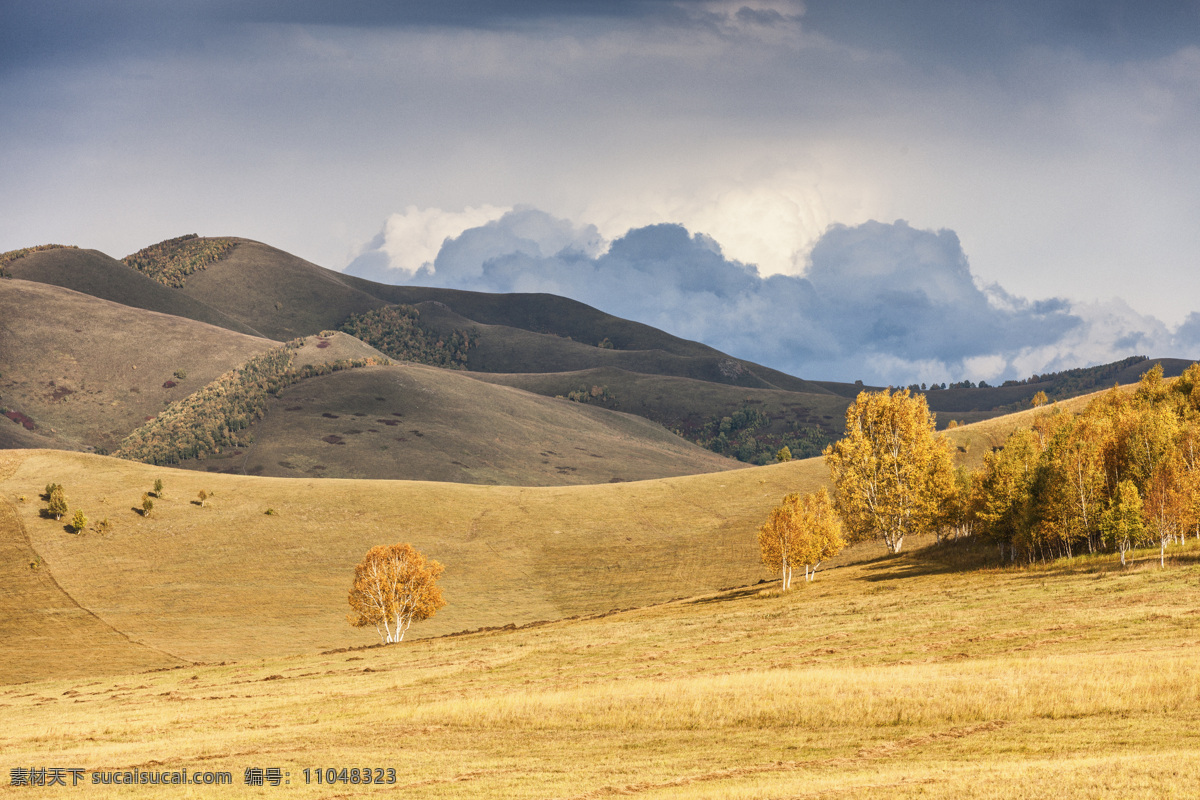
[46,485,67,521]
[824,389,954,554]
[757,488,844,589]
[348,543,446,643]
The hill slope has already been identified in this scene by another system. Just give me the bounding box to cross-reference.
[3,247,263,336]
[172,360,743,485]
[6,534,1200,798]
[0,447,825,675]
[0,391,1161,680]
[0,280,276,452]
[171,238,829,391]
[0,283,741,483]
[8,235,1193,470]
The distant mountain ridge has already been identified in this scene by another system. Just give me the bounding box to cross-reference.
[2,235,1194,474]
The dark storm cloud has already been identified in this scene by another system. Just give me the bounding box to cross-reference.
[0,0,696,75]
[223,0,688,28]
[800,0,1200,67]
[349,210,1087,384]
[13,0,1193,77]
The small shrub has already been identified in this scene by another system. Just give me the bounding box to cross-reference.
[173,369,187,380]
[46,486,68,521]
[70,509,88,534]
[264,508,277,516]
[141,495,154,517]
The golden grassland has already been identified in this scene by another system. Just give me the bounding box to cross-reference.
[0,447,827,676]
[0,394,1108,682]
[3,534,1200,798]
[4,393,1196,797]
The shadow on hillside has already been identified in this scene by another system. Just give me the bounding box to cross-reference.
[859,555,960,582]
[1001,542,1200,580]
[685,583,772,606]
[859,538,1001,582]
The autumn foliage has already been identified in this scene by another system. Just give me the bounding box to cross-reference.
[824,389,955,554]
[348,543,446,644]
[972,364,1200,566]
[338,305,477,369]
[758,489,844,589]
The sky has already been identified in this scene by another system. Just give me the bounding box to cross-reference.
[3,0,1199,385]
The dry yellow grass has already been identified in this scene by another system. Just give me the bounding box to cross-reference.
[5,398,1198,797]
[4,532,1200,798]
[0,447,827,677]
[941,392,1107,471]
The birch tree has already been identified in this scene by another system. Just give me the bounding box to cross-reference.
[46,485,67,521]
[824,389,954,554]
[757,489,844,589]
[1099,479,1145,567]
[794,488,845,582]
[348,543,446,643]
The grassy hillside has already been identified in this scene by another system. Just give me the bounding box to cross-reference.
[0,281,744,483]
[6,396,1200,796]
[176,239,389,340]
[4,246,263,336]
[411,300,793,389]
[171,362,743,484]
[476,366,851,460]
[0,396,1091,683]
[4,488,1200,796]
[356,281,830,392]
[0,280,275,452]
[0,446,824,676]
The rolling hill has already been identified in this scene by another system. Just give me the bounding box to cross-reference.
[0,280,741,483]
[0,446,826,677]
[4,236,1194,474]
[170,358,742,485]
[4,246,263,336]
[0,390,1105,683]
[0,279,276,453]
[5,403,1200,799]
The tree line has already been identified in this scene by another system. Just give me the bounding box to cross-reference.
[971,364,1200,566]
[0,244,78,276]
[759,363,1200,586]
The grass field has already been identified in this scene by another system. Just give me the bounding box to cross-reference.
[0,446,826,677]
[5,388,1198,797]
[3,527,1199,798]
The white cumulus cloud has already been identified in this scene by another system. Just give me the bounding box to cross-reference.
[339,207,1200,387]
